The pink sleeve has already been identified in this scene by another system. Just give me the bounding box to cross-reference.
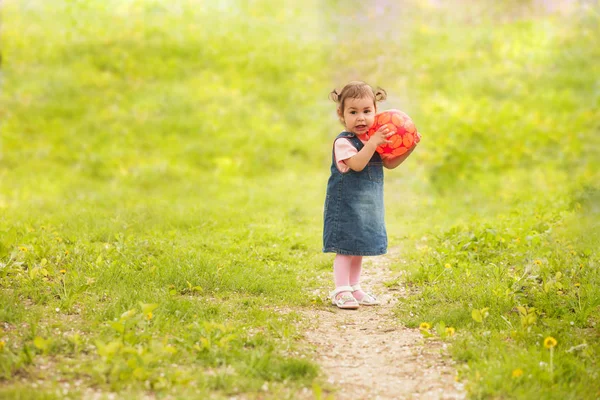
[334,138,358,173]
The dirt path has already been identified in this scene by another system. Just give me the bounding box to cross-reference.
[302,249,465,400]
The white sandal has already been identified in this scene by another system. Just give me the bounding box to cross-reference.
[351,284,381,306]
[330,286,360,309]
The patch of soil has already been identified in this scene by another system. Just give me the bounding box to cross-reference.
[302,250,465,399]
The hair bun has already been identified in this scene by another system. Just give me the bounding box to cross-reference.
[329,89,340,103]
[374,87,387,102]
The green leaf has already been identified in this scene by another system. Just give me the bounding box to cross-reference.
[33,336,49,351]
[435,321,446,336]
[199,337,210,350]
[139,302,159,314]
[472,309,483,323]
[555,282,563,289]
[94,340,105,355]
[29,266,41,280]
[110,322,125,334]
[481,307,490,319]
[420,329,434,338]
[218,334,237,348]
[120,309,137,321]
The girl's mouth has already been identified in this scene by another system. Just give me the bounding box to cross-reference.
[355,124,367,130]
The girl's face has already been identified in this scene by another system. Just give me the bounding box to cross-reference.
[339,97,376,136]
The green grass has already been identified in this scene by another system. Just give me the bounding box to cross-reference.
[395,194,600,399]
[1,0,600,398]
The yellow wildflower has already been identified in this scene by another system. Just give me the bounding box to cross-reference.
[445,327,456,336]
[419,322,431,330]
[544,336,557,349]
[19,247,28,252]
[0,341,5,351]
[146,312,153,320]
[512,368,523,378]
[534,260,542,265]
[60,269,66,274]
[444,263,452,269]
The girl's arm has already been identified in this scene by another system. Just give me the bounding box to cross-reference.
[383,145,416,169]
[345,125,392,172]
[344,141,379,172]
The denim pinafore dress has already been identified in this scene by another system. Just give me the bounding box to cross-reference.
[322,132,387,256]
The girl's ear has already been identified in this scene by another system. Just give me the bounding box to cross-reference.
[337,107,346,125]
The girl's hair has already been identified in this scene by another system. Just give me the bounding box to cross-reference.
[329,81,387,120]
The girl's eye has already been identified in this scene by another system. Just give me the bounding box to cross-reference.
[350,111,357,114]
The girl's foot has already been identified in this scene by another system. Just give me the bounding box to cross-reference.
[351,284,380,305]
[330,286,359,309]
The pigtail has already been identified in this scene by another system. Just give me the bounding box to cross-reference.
[329,89,340,103]
[374,87,387,102]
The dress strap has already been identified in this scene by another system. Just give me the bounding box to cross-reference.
[335,131,363,151]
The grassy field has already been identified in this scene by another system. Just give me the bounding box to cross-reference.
[1,0,599,399]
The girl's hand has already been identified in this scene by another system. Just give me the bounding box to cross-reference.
[368,125,393,147]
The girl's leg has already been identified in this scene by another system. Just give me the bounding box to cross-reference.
[333,254,352,291]
[332,254,359,308]
[349,256,367,300]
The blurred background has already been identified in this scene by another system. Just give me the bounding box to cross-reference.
[1,0,599,397]
[2,0,598,225]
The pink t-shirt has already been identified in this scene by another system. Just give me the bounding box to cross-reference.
[334,137,368,173]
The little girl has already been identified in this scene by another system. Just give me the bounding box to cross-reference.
[323,81,418,309]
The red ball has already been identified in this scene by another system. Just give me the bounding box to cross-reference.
[358,109,420,159]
